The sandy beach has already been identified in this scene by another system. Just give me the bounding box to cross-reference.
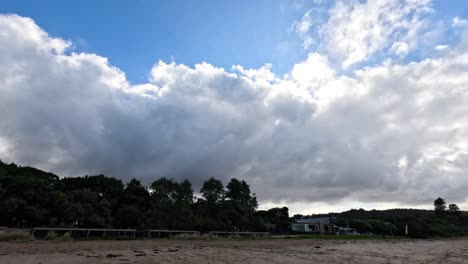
[1,238,467,264]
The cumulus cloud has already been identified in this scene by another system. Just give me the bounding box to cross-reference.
[1,14,468,209]
[294,0,435,68]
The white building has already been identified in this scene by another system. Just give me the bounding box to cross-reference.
[291,216,336,233]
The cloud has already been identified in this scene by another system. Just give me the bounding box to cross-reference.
[1,14,468,209]
[290,52,335,88]
[452,16,467,27]
[434,44,448,51]
[293,0,435,68]
[302,35,314,49]
[292,10,313,35]
[390,42,409,57]
[292,10,315,50]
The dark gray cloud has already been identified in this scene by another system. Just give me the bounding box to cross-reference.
[1,14,468,209]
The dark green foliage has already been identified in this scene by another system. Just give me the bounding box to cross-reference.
[1,160,467,237]
[0,160,265,232]
[348,219,373,233]
[365,220,397,237]
[256,207,290,233]
[335,204,468,238]
[64,190,113,227]
[434,197,447,217]
[200,177,225,204]
[448,204,460,216]
[0,162,61,227]
[335,218,395,237]
[196,177,261,232]
[149,177,195,229]
[226,178,258,209]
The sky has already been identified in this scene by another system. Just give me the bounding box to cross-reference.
[1,0,468,214]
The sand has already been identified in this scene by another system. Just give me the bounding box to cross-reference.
[1,238,467,264]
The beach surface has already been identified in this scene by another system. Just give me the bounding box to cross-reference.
[1,238,467,263]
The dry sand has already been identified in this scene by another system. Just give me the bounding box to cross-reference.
[0,238,467,264]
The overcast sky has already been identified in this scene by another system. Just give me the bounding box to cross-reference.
[1,0,468,214]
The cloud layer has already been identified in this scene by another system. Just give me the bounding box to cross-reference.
[294,0,438,69]
[1,8,468,208]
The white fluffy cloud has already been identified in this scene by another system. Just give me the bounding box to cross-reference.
[294,0,435,68]
[1,14,468,209]
[327,0,435,68]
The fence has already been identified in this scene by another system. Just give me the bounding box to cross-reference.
[30,227,201,239]
[208,231,270,238]
[3,227,269,239]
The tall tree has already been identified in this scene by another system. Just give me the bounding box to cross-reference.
[116,178,150,228]
[200,177,225,204]
[226,178,258,209]
[149,177,195,229]
[434,197,446,217]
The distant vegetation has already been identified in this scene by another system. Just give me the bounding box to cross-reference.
[294,198,468,238]
[1,160,467,238]
[0,160,263,232]
[0,230,33,241]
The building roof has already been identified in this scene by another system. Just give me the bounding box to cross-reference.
[295,217,335,224]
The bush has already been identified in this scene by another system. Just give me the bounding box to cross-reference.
[45,231,58,240]
[171,233,201,240]
[59,232,73,241]
[0,231,33,241]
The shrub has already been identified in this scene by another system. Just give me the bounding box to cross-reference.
[45,231,58,240]
[59,232,73,242]
[171,233,201,240]
[0,231,33,241]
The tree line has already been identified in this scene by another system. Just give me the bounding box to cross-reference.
[327,198,468,238]
[0,161,265,231]
[1,160,467,238]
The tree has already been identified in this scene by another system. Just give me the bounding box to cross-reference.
[348,219,373,233]
[178,179,194,205]
[116,205,143,228]
[0,160,270,232]
[65,190,112,227]
[434,197,446,217]
[292,214,304,220]
[151,177,180,204]
[116,179,150,228]
[200,177,225,204]
[60,174,124,223]
[448,204,461,216]
[407,218,430,238]
[149,177,195,229]
[226,178,258,209]
[366,220,396,238]
[0,162,61,227]
[256,207,289,233]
